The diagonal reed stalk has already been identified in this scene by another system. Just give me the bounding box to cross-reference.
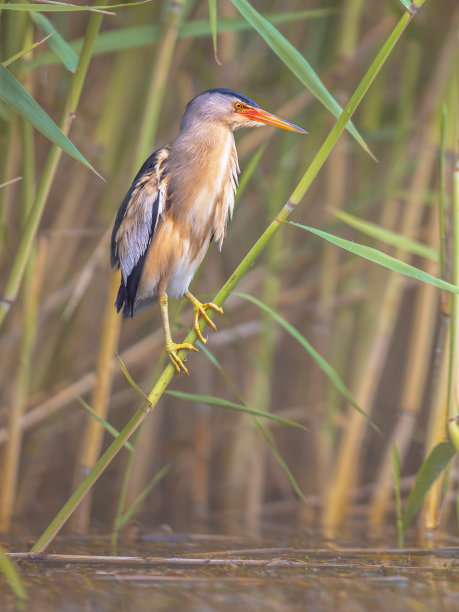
[30,2,425,553]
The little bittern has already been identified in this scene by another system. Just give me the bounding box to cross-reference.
[111,88,306,375]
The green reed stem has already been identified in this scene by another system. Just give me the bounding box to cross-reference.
[30,3,423,553]
[448,147,459,453]
[438,106,448,283]
[0,3,107,327]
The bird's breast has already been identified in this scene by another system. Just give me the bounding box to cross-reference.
[170,129,238,249]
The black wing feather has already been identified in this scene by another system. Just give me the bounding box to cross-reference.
[120,192,160,317]
[111,147,168,317]
[110,150,159,269]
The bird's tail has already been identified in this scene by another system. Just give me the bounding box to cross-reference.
[115,281,157,318]
[115,282,133,318]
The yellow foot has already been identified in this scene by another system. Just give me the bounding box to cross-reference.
[165,341,198,376]
[191,301,224,344]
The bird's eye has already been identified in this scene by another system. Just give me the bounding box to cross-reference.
[234,101,243,111]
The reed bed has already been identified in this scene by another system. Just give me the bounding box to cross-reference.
[0,0,458,564]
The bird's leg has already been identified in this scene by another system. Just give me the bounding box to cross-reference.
[159,293,198,376]
[184,290,224,344]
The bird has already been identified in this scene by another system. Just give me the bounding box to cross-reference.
[111,88,307,375]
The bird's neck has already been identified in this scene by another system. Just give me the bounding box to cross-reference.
[169,123,238,197]
[168,123,239,247]
[172,122,235,166]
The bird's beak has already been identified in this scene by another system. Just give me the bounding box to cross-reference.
[240,106,308,134]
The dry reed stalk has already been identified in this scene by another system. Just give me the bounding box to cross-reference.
[370,213,440,526]
[322,18,456,530]
[223,142,290,532]
[243,214,283,534]
[421,327,451,530]
[43,170,94,293]
[219,1,238,65]
[187,366,215,524]
[68,271,122,533]
[122,400,163,515]
[69,0,185,532]
[338,0,366,62]
[0,26,40,529]
[313,133,348,498]
[322,147,436,532]
[0,239,46,530]
[422,103,458,529]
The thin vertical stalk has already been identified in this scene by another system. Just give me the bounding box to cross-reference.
[422,118,459,530]
[133,0,184,169]
[338,0,365,60]
[227,147,286,533]
[0,241,46,531]
[110,357,166,553]
[323,130,440,533]
[69,271,122,533]
[423,50,459,530]
[449,149,459,453]
[0,118,20,265]
[316,0,367,492]
[322,16,456,533]
[110,426,142,555]
[244,247,280,533]
[369,213,440,526]
[0,2,108,327]
[70,0,185,533]
[0,19,39,529]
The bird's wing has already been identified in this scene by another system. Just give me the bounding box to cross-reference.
[111,146,170,316]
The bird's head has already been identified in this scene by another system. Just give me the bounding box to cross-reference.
[181,88,307,134]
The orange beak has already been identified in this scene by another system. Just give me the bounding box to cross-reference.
[240,106,308,134]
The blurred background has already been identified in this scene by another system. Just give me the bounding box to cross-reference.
[0,0,457,542]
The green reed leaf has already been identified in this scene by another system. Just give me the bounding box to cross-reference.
[0,546,27,602]
[197,340,307,498]
[236,292,377,428]
[231,0,371,155]
[117,354,151,406]
[403,442,456,529]
[333,209,438,261]
[256,420,306,500]
[1,34,52,67]
[115,465,169,529]
[22,10,332,71]
[290,222,459,294]
[208,0,219,63]
[0,65,96,172]
[77,397,135,453]
[0,1,148,12]
[166,390,305,429]
[31,12,78,72]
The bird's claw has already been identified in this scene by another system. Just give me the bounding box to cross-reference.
[165,341,198,376]
[192,302,224,344]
